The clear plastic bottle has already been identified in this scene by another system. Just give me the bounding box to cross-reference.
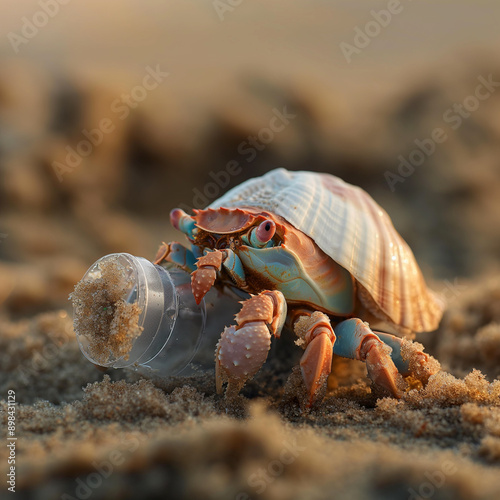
[72,253,241,379]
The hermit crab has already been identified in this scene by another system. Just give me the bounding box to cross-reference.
[155,168,444,405]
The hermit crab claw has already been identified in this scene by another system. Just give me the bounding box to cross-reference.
[215,290,287,396]
[191,250,224,304]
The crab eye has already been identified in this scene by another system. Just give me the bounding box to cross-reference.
[249,220,276,247]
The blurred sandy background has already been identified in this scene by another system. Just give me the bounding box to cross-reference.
[1,0,500,316]
[1,2,500,499]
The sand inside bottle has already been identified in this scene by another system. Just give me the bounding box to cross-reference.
[70,255,143,366]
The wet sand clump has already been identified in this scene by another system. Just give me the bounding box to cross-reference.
[70,256,143,365]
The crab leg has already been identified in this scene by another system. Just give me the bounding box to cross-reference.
[293,314,409,403]
[375,332,440,385]
[154,241,198,273]
[293,311,336,407]
[333,318,405,397]
[191,249,246,305]
[191,250,224,304]
[215,290,287,397]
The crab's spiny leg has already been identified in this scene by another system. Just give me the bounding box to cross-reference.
[154,241,197,273]
[334,318,404,398]
[191,249,246,304]
[215,290,287,397]
[191,250,224,304]
[375,332,440,385]
[293,311,336,407]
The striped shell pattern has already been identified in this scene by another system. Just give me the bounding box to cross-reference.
[209,168,444,333]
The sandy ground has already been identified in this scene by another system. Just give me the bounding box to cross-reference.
[1,273,500,499]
